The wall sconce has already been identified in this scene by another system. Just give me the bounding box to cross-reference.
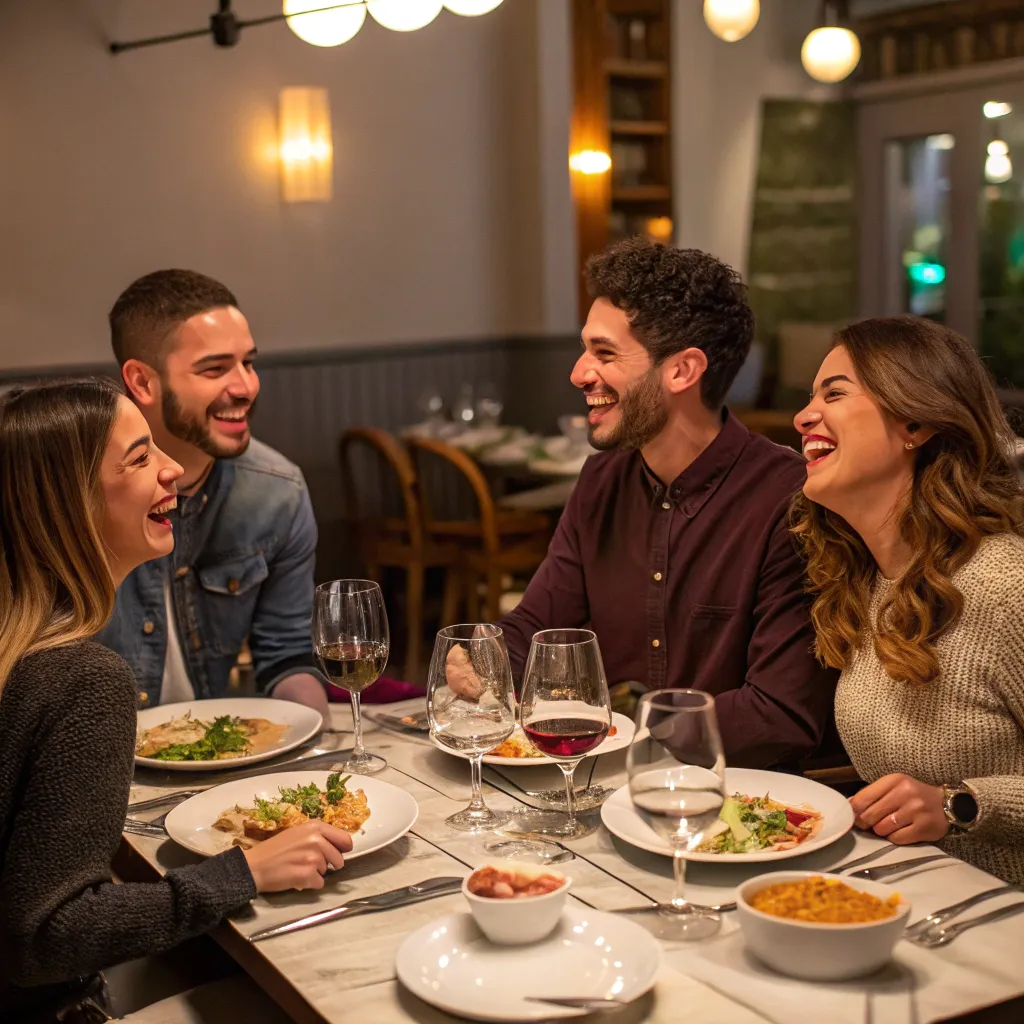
[569,150,612,175]
[279,87,333,202]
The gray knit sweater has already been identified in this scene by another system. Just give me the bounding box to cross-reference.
[836,534,1024,886]
[0,641,256,1018]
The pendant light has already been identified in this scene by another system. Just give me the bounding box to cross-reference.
[283,0,365,47]
[703,0,759,43]
[801,1,861,84]
[367,0,443,32]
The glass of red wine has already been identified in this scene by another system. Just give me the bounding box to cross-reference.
[516,628,612,840]
[313,579,389,775]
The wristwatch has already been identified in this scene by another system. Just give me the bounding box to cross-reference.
[942,781,980,835]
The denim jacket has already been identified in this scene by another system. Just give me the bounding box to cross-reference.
[97,439,321,707]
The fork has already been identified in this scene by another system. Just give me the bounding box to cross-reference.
[905,885,1019,939]
[123,810,170,838]
[906,900,1024,947]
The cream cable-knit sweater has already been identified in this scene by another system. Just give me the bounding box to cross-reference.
[835,533,1024,886]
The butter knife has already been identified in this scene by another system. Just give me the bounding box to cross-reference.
[248,876,463,942]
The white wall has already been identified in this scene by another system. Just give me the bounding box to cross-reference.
[672,0,834,276]
[0,0,574,372]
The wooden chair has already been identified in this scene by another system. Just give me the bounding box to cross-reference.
[406,436,552,622]
[339,428,460,681]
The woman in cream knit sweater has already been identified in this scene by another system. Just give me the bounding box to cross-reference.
[790,316,1024,885]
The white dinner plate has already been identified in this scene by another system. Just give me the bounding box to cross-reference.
[601,767,855,863]
[433,712,635,767]
[164,771,418,860]
[135,698,323,772]
[396,905,661,1022]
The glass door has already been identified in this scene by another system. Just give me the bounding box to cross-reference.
[858,79,1024,373]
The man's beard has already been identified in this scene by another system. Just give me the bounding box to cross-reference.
[161,386,256,460]
[587,365,668,452]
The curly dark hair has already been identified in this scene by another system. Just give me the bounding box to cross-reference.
[109,269,239,369]
[584,237,754,408]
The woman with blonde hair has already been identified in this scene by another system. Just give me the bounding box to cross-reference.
[0,379,353,1022]
[792,315,1024,885]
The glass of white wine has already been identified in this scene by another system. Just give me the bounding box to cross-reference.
[627,689,726,941]
[313,579,389,775]
[427,624,516,832]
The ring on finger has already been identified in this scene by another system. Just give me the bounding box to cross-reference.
[889,812,901,829]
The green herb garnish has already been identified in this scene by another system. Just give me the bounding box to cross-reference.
[278,781,324,819]
[326,773,350,805]
[149,715,252,761]
[251,797,284,823]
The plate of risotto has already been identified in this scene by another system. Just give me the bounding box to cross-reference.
[163,771,418,860]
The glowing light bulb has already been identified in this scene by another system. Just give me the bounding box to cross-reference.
[283,0,366,47]
[569,150,612,175]
[443,0,503,14]
[703,0,759,43]
[801,26,861,83]
[367,0,443,31]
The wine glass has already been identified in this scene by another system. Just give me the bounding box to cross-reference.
[313,580,389,775]
[474,382,504,428]
[427,624,516,832]
[518,628,612,840]
[627,689,726,940]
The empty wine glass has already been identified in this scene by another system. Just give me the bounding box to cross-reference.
[627,689,726,940]
[517,629,612,840]
[451,383,476,429]
[313,580,389,775]
[428,624,516,832]
[475,382,504,428]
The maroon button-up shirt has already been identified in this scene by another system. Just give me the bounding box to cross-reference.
[500,412,837,769]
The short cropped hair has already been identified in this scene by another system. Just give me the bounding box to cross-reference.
[585,238,754,408]
[109,269,239,368]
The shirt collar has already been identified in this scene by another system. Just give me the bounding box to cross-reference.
[641,409,750,518]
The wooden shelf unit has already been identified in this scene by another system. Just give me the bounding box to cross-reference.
[572,0,673,321]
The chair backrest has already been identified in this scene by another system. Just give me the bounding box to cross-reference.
[338,427,425,553]
[406,436,500,553]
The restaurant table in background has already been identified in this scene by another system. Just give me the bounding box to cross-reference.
[117,701,1024,1024]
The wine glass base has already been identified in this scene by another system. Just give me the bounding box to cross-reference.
[653,905,721,941]
[335,752,387,775]
[444,806,511,834]
[526,786,613,812]
[483,839,575,865]
[497,808,598,841]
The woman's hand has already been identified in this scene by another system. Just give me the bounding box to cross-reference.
[242,820,354,892]
[849,773,949,844]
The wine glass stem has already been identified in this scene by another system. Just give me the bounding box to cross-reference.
[559,762,580,828]
[350,691,366,758]
[671,847,688,910]
[468,754,487,812]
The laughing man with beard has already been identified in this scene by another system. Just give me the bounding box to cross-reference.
[97,270,329,717]
[496,239,837,770]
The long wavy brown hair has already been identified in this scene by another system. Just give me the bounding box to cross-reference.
[0,378,121,695]
[790,316,1024,684]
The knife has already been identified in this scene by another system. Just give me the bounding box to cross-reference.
[247,876,463,942]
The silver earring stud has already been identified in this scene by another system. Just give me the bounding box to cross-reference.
[905,441,915,450]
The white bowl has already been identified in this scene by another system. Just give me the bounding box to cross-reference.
[462,863,570,945]
[737,871,911,982]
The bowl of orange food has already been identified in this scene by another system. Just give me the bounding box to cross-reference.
[736,871,911,981]
[463,863,570,945]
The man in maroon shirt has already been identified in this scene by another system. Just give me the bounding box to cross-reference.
[498,239,836,769]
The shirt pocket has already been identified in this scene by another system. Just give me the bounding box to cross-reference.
[196,553,268,655]
[686,604,742,679]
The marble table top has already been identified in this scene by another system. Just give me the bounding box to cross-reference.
[121,700,1024,1024]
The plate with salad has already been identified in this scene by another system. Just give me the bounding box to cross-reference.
[600,768,855,863]
[135,698,323,771]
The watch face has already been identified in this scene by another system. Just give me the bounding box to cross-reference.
[951,790,978,825]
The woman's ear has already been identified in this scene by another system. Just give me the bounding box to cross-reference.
[902,421,937,448]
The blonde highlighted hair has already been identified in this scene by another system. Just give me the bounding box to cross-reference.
[0,378,121,694]
[790,316,1024,685]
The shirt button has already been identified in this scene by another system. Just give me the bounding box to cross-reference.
[227,578,240,594]
[653,572,663,581]
[661,502,671,510]
[174,566,190,579]
[652,639,661,648]
[139,692,149,706]
[142,621,155,635]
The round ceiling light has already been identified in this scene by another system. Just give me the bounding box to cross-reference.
[703,0,760,43]
[367,0,443,32]
[801,25,861,83]
[444,0,504,15]
[283,0,366,47]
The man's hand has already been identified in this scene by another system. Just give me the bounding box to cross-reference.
[272,672,330,719]
[446,645,485,701]
[849,773,949,845]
